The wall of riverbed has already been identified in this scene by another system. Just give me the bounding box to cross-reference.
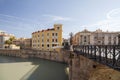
[0,49,70,63]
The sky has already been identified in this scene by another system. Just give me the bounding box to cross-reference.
[0,0,120,38]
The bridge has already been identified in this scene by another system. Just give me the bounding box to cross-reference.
[73,45,120,71]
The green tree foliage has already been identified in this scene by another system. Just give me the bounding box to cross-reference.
[5,40,11,45]
[5,36,15,45]
[9,36,15,41]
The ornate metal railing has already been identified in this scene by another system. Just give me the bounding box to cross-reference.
[73,45,120,71]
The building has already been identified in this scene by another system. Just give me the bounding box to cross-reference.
[0,30,14,49]
[12,38,32,49]
[32,24,62,51]
[9,44,20,49]
[62,38,70,49]
[24,38,32,49]
[12,38,25,49]
[73,29,120,45]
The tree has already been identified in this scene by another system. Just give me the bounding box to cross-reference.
[9,36,15,41]
[5,40,11,45]
[5,36,16,45]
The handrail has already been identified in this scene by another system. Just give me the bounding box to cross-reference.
[73,45,120,71]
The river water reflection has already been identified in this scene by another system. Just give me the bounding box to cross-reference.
[0,56,68,80]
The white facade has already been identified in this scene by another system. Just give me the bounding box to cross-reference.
[0,30,14,49]
[9,44,20,49]
[73,29,120,45]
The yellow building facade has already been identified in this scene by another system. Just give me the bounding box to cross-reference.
[32,24,62,52]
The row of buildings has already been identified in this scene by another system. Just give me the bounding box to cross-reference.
[0,24,120,51]
[0,24,62,52]
[73,29,120,45]
[0,30,32,49]
[12,38,32,49]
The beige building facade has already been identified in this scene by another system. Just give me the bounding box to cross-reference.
[73,29,120,45]
[32,24,62,51]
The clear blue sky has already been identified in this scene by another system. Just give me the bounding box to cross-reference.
[0,0,120,38]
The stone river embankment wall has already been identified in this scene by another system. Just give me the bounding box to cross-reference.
[0,49,70,63]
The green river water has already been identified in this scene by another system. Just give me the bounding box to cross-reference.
[0,56,68,80]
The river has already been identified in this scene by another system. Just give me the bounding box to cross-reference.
[0,56,68,80]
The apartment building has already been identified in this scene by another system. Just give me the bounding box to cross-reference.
[73,29,120,45]
[32,24,62,51]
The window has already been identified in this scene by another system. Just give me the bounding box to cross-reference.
[102,41,104,45]
[42,44,44,47]
[42,39,44,42]
[52,44,57,47]
[38,35,39,37]
[84,36,86,39]
[114,37,116,40]
[47,44,49,47]
[56,33,58,36]
[98,41,101,43]
[94,37,97,39]
[108,41,111,45]
[47,33,49,36]
[84,36,86,42]
[114,41,116,45]
[56,39,58,42]
[42,34,44,37]
[47,39,49,42]
[52,44,54,47]
[38,40,39,42]
[57,27,60,30]
[52,39,54,42]
[84,40,86,42]
[52,33,54,36]
[108,37,111,40]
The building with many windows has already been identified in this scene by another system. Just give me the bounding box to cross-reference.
[0,30,14,49]
[32,24,62,51]
[12,38,32,49]
[73,29,120,45]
